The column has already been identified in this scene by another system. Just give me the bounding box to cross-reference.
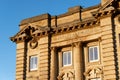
[50,47,57,80]
[58,51,62,71]
[73,42,83,80]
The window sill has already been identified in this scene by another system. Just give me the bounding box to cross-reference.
[61,65,73,70]
[87,61,101,66]
[30,69,38,72]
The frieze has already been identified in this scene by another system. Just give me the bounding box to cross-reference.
[52,26,101,43]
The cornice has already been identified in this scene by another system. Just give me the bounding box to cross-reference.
[92,8,115,19]
[51,19,100,35]
[11,18,100,43]
[11,3,107,43]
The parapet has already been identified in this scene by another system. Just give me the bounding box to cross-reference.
[19,4,100,30]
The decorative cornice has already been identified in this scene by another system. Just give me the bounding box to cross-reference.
[92,7,116,19]
[51,19,100,35]
[11,18,100,43]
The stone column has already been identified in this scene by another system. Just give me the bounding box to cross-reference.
[73,42,83,80]
[58,51,62,71]
[50,47,57,80]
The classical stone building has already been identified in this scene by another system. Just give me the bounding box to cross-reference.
[11,0,120,80]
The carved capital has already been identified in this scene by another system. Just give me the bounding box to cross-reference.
[72,42,82,47]
[98,37,102,42]
[84,66,103,79]
[50,47,57,51]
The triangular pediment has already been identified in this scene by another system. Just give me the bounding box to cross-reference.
[12,23,40,38]
[98,0,115,12]
[92,0,118,18]
[10,23,50,42]
[10,23,36,42]
[11,25,30,39]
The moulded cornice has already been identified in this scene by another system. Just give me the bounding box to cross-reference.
[51,19,100,35]
[11,18,100,43]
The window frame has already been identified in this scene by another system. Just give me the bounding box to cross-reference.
[30,55,38,71]
[62,51,72,66]
[88,46,99,62]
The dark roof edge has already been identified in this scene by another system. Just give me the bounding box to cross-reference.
[19,13,51,26]
[82,4,101,12]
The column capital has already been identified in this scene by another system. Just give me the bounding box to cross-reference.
[72,42,82,47]
[50,47,57,51]
[98,37,102,42]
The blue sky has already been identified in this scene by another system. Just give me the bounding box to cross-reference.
[0,0,100,80]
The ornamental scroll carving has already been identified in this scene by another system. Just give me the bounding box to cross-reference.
[84,67,103,79]
[57,71,75,80]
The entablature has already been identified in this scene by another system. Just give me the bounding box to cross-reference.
[10,0,120,43]
[10,18,100,43]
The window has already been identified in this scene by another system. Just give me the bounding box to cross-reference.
[63,51,72,66]
[89,46,99,62]
[30,56,38,71]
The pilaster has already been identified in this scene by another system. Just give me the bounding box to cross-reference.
[101,16,118,79]
[50,47,57,80]
[16,42,27,80]
[58,51,62,72]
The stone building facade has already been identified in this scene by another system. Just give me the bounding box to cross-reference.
[11,0,120,80]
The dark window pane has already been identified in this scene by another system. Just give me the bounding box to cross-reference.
[68,52,71,64]
[63,53,67,65]
[94,47,98,60]
[34,57,37,68]
[89,48,93,61]
[30,57,33,69]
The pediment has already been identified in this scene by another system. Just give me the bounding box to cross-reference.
[11,25,30,39]
[10,23,50,42]
[92,0,117,19]
[10,24,37,42]
[98,0,115,12]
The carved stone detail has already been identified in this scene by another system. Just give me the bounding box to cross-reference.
[84,67,103,79]
[29,38,38,49]
[57,71,75,80]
